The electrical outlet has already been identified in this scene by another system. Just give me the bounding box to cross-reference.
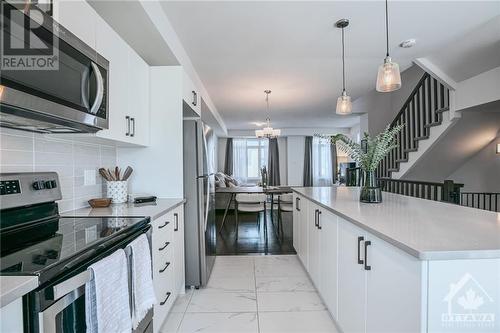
[84,169,96,186]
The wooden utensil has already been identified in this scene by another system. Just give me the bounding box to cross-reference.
[99,168,111,181]
[122,166,133,181]
[107,168,115,181]
[115,166,120,181]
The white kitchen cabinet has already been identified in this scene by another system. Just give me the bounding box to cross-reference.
[318,209,338,319]
[338,218,367,333]
[365,233,423,333]
[308,203,321,287]
[127,49,150,146]
[53,0,96,49]
[292,194,301,254]
[55,0,150,147]
[173,207,185,295]
[298,196,309,270]
[183,71,200,115]
[0,298,23,333]
[151,205,185,333]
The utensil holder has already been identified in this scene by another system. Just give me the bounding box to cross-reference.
[106,181,128,203]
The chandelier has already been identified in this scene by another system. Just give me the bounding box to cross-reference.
[255,90,281,138]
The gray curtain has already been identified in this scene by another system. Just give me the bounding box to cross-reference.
[303,136,313,186]
[224,138,233,175]
[330,139,338,184]
[267,138,280,186]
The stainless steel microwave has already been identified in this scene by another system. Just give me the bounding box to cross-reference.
[0,1,109,133]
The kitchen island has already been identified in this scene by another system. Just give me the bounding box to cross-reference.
[292,186,500,333]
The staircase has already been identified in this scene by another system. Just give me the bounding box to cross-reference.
[376,72,458,179]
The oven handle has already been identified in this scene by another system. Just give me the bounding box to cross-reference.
[50,224,150,300]
[89,62,104,115]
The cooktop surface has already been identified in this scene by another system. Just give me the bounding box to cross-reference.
[0,216,148,277]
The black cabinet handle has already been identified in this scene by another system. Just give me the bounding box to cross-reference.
[317,210,322,230]
[130,117,135,137]
[125,116,130,136]
[174,213,179,231]
[364,241,371,270]
[192,91,197,106]
[357,236,364,264]
[158,241,170,251]
[296,197,300,211]
[159,262,171,273]
[314,209,319,228]
[159,292,172,305]
[158,221,169,229]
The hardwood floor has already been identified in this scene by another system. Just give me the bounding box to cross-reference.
[215,209,296,255]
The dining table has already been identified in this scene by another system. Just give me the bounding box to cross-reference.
[216,186,293,245]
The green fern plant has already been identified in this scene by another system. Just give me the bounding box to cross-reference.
[317,124,404,172]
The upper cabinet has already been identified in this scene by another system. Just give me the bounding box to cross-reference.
[53,0,150,146]
[183,71,200,115]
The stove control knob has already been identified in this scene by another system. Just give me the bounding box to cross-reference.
[32,181,45,190]
[44,181,53,189]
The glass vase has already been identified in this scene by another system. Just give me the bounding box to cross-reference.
[360,170,382,203]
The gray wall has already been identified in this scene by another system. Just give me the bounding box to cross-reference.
[0,127,116,212]
[352,64,425,135]
[448,137,500,193]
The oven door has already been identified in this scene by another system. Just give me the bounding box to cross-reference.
[39,284,86,333]
[35,225,152,333]
[0,2,108,133]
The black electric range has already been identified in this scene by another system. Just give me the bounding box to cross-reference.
[0,172,153,333]
[1,215,149,283]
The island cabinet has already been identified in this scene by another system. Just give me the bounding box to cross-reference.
[294,187,500,333]
[151,205,185,333]
[293,193,423,333]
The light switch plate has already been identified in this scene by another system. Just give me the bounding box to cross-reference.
[84,169,96,186]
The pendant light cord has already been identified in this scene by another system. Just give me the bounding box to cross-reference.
[385,0,389,57]
[341,26,346,92]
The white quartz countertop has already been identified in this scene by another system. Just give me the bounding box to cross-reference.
[1,276,38,307]
[293,187,500,260]
[62,198,185,220]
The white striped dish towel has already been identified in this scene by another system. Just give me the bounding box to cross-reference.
[85,249,132,333]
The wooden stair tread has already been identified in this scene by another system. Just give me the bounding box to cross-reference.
[395,159,408,163]
[414,135,429,141]
[424,121,442,128]
[403,148,418,153]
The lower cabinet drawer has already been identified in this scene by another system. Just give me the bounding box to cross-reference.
[153,289,175,333]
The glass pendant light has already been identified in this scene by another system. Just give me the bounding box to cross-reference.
[255,90,281,138]
[376,0,401,92]
[335,19,352,115]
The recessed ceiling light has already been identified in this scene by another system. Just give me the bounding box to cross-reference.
[399,39,416,48]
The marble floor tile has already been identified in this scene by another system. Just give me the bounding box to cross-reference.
[170,289,194,313]
[205,276,256,293]
[187,291,257,313]
[159,312,184,333]
[210,256,255,278]
[178,312,258,333]
[259,310,338,333]
[257,291,326,312]
[256,276,315,292]
[254,257,306,277]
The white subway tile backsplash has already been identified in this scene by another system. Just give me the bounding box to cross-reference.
[0,129,117,212]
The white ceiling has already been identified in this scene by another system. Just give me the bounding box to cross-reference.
[161,1,500,131]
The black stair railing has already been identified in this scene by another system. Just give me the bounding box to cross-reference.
[377,73,450,178]
[377,178,463,204]
[461,192,500,212]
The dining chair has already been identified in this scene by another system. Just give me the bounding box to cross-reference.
[234,193,267,240]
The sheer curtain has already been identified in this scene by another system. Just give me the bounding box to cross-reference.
[312,136,333,186]
[232,139,248,184]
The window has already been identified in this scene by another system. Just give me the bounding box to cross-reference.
[233,138,268,184]
[312,136,333,186]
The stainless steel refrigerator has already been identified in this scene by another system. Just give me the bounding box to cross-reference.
[183,117,216,288]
